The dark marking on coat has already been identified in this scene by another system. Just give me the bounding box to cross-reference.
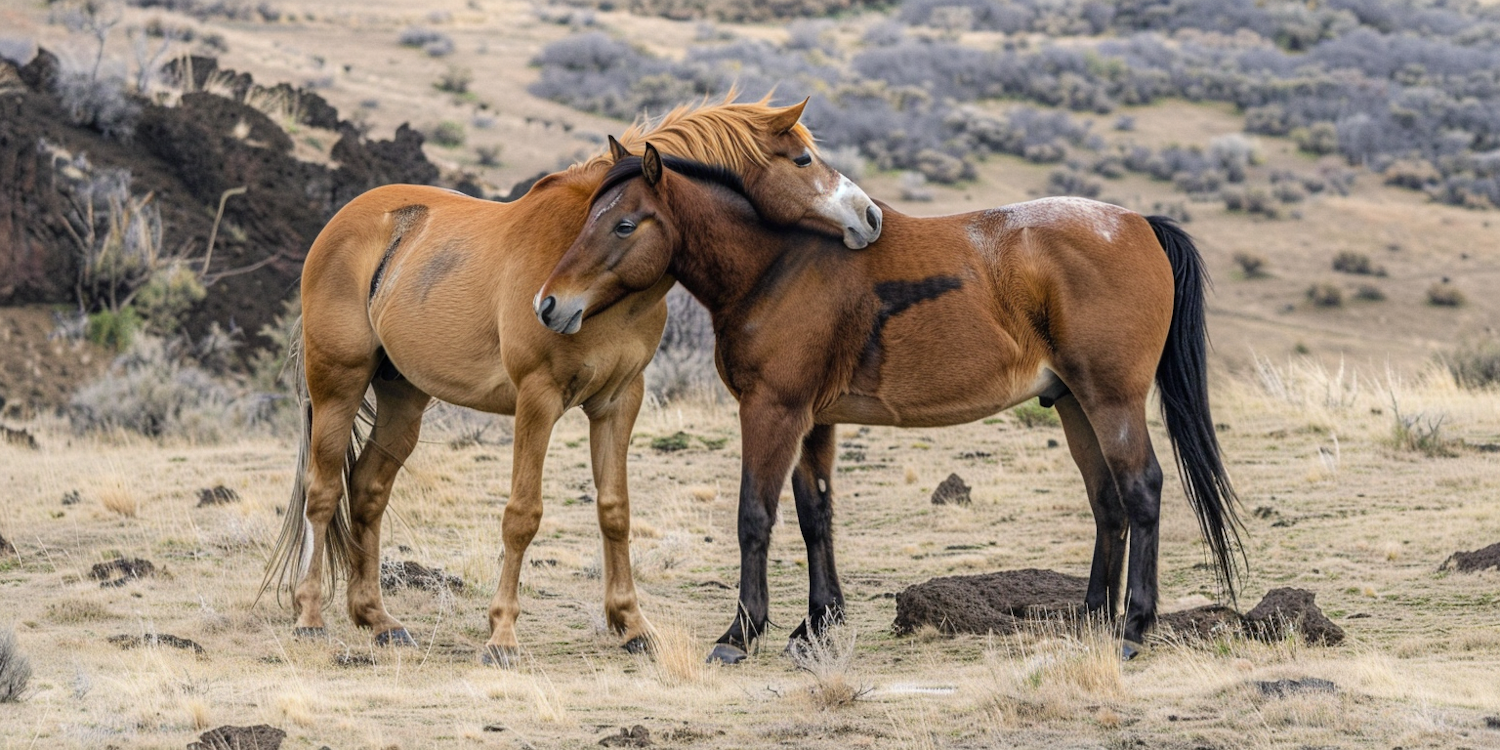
[852,275,963,391]
[369,205,429,300]
[416,246,465,302]
[1028,305,1058,353]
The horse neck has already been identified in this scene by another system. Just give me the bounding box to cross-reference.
[661,177,789,315]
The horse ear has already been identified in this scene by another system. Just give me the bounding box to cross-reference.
[767,98,809,135]
[642,143,663,187]
[607,135,632,162]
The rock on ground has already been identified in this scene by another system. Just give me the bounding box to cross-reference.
[89,558,156,587]
[379,560,464,593]
[1157,604,1244,641]
[893,569,1086,635]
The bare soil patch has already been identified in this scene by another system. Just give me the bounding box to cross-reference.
[892,568,1086,635]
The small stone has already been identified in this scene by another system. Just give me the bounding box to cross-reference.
[379,559,464,593]
[62,490,82,505]
[930,473,971,506]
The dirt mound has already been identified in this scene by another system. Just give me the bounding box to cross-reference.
[598,725,654,747]
[107,632,205,654]
[1157,604,1244,641]
[1244,587,1345,646]
[892,568,1086,635]
[187,724,286,750]
[380,560,464,593]
[89,557,156,587]
[930,473,971,506]
[1441,542,1500,573]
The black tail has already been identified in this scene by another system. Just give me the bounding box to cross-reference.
[1146,216,1246,602]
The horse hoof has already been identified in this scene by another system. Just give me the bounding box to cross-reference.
[706,643,748,665]
[1121,641,1143,661]
[375,628,417,647]
[482,645,522,668]
[292,627,326,640]
[622,636,652,655]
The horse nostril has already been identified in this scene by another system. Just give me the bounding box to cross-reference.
[866,205,879,232]
[539,295,556,323]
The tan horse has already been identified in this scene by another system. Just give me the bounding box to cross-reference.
[260,99,882,665]
[538,146,1244,663]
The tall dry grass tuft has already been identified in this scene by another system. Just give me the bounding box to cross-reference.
[983,619,1122,725]
[98,478,140,517]
[788,623,870,710]
[646,623,713,687]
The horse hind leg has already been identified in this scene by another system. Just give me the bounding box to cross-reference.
[291,356,377,635]
[1064,392,1164,658]
[345,377,431,646]
[1055,394,1127,620]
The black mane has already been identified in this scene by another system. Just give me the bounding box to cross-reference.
[592,154,748,206]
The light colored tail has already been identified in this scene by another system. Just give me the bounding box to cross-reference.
[257,316,374,608]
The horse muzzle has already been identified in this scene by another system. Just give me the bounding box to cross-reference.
[829,174,882,249]
[535,293,585,335]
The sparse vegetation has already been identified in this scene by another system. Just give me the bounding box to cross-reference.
[435,65,472,94]
[0,628,31,703]
[1011,398,1059,428]
[1445,338,1500,389]
[1426,282,1465,307]
[1232,252,1268,278]
[1332,252,1385,277]
[429,120,466,147]
[1306,283,1343,308]
[1353,284,1386,302]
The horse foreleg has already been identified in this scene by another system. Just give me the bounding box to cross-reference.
[483,383,564,667]
[345,378,430,646]
[1056,394,1127,620]
[586,375,653,653]
[709,395,812,665]
[787,423,843,648]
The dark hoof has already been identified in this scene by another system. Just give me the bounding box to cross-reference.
[482,645,522,668]
[1122,641,1144,661]
[706,643,748,665]
[375,628,417,647]
[292,627,326,640]
[623,635,652,654]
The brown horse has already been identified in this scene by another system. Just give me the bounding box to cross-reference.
[259,99,882,665]
[537,145,1244,663]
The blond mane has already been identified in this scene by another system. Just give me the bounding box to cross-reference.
[577,92,816,173]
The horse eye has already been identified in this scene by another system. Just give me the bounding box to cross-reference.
[792,153,813,167]
[614,221,636,238]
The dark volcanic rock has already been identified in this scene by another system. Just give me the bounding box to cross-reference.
[187,724,286,750]
[1158,604,1244,641]
[930,473,972,506]
[108,633,206,654]
[1244,588,1344,646]
[89,557,156,587]
[1441,542,1500,573]
[893,568,1086,635]
[380,560,464,593]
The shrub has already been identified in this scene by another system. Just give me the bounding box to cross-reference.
[1113,115,1134,131]
[1445,337,1500,389]
[476,144,502,167]
[87,306,142,351]
[68,335,251,440]
[429,121,465,147]
[56,71,140,139]
[1306,283,1342,307]
[133,261,206,332]
[0,628,30,703]
[1426,282,1465,307]
[1047,168,1102,198]
[398,26,447,47]
[1331,251,1384,276]
[1233,252,1268,278]
[435,65,472,94]
[1012,398,1059,428]
[899,171,934,202]
[1353,284,1385,301]
[644,287,720,400]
